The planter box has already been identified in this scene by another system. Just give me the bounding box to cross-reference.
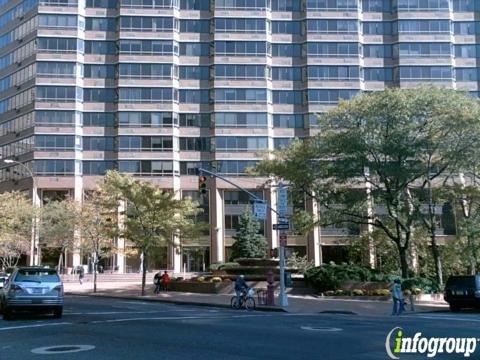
[169,281,233,294]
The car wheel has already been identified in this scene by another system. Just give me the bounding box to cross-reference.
[3,307,13,320]
[53,307,63,319]
[449,303,461,312]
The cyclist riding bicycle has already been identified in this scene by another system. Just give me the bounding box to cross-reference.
[234,275,248,304]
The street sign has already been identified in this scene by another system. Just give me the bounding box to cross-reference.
[253,201,267,220]
[277,184,288,217]
[279,232,287,247]
[273,223,289,230]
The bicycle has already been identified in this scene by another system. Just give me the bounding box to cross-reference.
[231,288,256,311]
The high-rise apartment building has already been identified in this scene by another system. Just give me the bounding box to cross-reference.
[0,0,468,272]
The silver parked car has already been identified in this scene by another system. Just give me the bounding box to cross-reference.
[0,267,63,320]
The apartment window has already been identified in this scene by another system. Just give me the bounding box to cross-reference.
[37,62,75,77]
[456,68,478,81]
[179,89,210,103]
[83,161,116,175]
[36,135,75,150]
[119,40,176,55]
[215,113,267,127]
[272,67,302,81]
[37,86,76,102]
[454,22,480,35]
[85,41,117,54]
[179,137,210,151]
[224,190,263,204]
[271,21,302,34]
[180,0,209,9]
[362,0,391,11]
[397,43,451,57]
[216,160,259,175]
[396,0,449,10]
[179,66,209,80]
[86,0,117,8]
[83,112,115,127]
[215,41,267,56]
[179,113,210,127]
[363,44,393,58]
[39,15,77,28]
[119,63,172,79]
[215,136,268,151]
[180,42,209,56]
[215,0,266,10]
[308,66,359,80]
[224,215,240,230]
[180,20,210,33]
[274,137,295,149]
[35,160,74,175]
[455,45,478,58]
[398,20,450,33]
[273,90,304,104]
[37,38,77,52]
[0,112,34,136]
[0,137,34,158]
[271,0,301,11]
[216,18,266,33]
[120,0,176,8]
[84,64,115,78]
[118,136,173,151]
[120,16,175,32]
[308,89,359,103]
[36,111,75,126]
[307,42,359,57]
[215,65,265,80]
[307,20,358,33]
[180,161,210,175]
[453,0,478,11]
[363,22,393,35]
[272,43,302,57]
[215,88,267,103]
[273,114,304,128]
[307,0,358,10]
[399,66,452,80]
[119,160,174,175]
[119,88,174,102]
[364,68,393,81]
[118,112,175,127]
[85,17,116,31]
[83,137,115,151]
[84,89,117,102]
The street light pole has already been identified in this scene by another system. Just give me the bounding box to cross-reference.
[2,159,39,266]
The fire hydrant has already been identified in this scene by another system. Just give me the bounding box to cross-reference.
[266,270,275,306]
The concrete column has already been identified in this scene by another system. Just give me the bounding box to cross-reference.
[210,183,224,264]
[306,197,322,266]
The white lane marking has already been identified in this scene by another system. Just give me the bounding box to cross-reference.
[92,314,271,324]
[407,315,480,323]
[64,309,202,315]
[301,326,343,332]
[0,322,72,331]
[31,345,95,354]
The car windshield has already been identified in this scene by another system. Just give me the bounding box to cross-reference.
[14,269,60,283]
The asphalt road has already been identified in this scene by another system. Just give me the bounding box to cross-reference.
[0,296,479,360]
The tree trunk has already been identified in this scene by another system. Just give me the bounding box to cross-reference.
[57,249,63,272]
[398,245,409,279]
[430,229,443,286]
[467,234,477,275]
[141,250,147,296]
[93,251,98,293]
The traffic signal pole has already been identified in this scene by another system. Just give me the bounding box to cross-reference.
[198,168,289,308]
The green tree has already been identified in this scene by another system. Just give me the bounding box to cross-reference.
[99,171,202,295]
[77,192,117,293]
[0,192,35,269]
[258,87,480,278]
[39,199,77,271]
[229,209,267,261]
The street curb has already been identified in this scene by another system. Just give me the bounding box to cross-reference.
[65,292,288,313]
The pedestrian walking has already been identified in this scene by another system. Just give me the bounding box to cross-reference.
[154,271,162,294]
[161,271,170,292]
[78,266,84,285]
[391,278,404,315]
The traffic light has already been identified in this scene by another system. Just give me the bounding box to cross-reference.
[198,175,207,194]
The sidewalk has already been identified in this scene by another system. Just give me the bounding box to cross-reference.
[64,281,449,316]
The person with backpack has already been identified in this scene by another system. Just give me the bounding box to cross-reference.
[391,278,404,315]
[154,271,162,294]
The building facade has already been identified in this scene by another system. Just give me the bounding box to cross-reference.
[0,0,468,272]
